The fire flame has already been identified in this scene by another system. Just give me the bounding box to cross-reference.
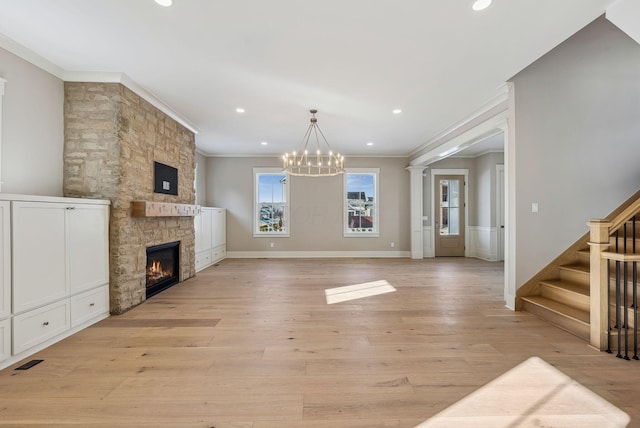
[146,259,174,286]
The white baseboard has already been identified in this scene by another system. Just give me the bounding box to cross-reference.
[226,250,411,259]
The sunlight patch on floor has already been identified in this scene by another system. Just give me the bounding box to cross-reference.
[325,280,396,304]
[415,356,629,428]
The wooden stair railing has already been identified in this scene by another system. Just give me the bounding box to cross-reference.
[589,197,640,351]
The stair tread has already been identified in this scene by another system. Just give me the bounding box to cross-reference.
[540,279,589,296]
[522,295,590,325]
[560,263,590,274]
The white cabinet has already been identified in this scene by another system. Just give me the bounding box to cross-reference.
[195,208,213,253]
[70,285,109,328]
[195,207,226,272]
[68,205,109,293]
[0,194,110,370]
[0,201,10,321]
[12,202,68,313]
[212,208,226,249]
[13,299,71,354]
[0,318,9,363]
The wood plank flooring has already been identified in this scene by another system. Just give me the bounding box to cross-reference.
[1,258,640,427]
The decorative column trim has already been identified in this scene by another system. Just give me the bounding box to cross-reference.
[407,166,425,259]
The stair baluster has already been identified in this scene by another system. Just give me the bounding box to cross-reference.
[623,223,630,359]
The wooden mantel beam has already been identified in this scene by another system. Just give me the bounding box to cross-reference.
[131,201,200,217]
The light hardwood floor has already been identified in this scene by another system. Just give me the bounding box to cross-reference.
[1,258,639,427]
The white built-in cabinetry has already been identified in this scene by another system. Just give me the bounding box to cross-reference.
[0,194,110,370]
[195,207,226,272]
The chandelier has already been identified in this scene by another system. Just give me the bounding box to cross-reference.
[282,109,345,177]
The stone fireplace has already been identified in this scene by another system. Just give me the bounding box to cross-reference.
[63,82,196,314]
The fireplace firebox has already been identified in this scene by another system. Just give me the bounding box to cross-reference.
[146,241,180,298]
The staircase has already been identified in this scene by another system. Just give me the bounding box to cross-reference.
[517,216,640,344]
[520,247,591,340]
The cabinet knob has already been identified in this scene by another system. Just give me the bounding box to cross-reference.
[66,206,76,210]
[90,303,95,307]
[43,321,49,326]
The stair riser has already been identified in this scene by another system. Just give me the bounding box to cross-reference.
[541,286,589,312]
[522,300,590,340]
[559,268,590,286]
[576,251,590,264]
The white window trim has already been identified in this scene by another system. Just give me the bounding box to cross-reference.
[253,167,290,238]
[344,167,380,237]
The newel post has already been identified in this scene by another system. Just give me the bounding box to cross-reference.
[588,219,611,350]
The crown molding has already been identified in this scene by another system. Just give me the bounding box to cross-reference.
[65,71,198,135]
[0,33,65,79]
[0,34,198,135]
[409,84,509,159]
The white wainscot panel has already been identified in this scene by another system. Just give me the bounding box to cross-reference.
[469,226,497,261]
[422,226,433,258]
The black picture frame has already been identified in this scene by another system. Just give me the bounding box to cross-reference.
[153,161,178,195]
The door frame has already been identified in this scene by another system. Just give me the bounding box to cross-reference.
[430,168,469,257]
[496,164,505,261]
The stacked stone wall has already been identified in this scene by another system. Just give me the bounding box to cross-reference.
[64,82,196,314]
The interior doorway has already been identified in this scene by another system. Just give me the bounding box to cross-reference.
[431,169,469,257]
[434,175,466,256]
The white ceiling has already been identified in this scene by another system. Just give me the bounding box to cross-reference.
[0,0,616,157]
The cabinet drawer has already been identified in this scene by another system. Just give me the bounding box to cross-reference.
[13,300,70,354]
[195,250,212,272]
[71,285,109,328]
[0,318,9,363]
[212,245,226,263]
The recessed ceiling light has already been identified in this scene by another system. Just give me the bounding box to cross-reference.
[155,0,173,6]
[392,109,402,114]
[366,142,374,146]
[235,107,245,113]
[260,141,268,146]
[472,0,492,11]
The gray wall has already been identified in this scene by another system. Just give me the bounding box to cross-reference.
[512,16,640,286]
[0,47,64,196]
[206,156,410,252]
[474,152,504,228]
[423,152,503,228]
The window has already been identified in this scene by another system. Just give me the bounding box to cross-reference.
[344,168,379,237]
[254,168,289,237]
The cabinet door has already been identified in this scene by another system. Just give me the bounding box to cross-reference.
[0,201,10,319]
[68,204,109,293]
[201,208,213,250]
[0,318,9,362]
[12,202,68,313]
[211,208,226,247]
[194,211,204,253]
